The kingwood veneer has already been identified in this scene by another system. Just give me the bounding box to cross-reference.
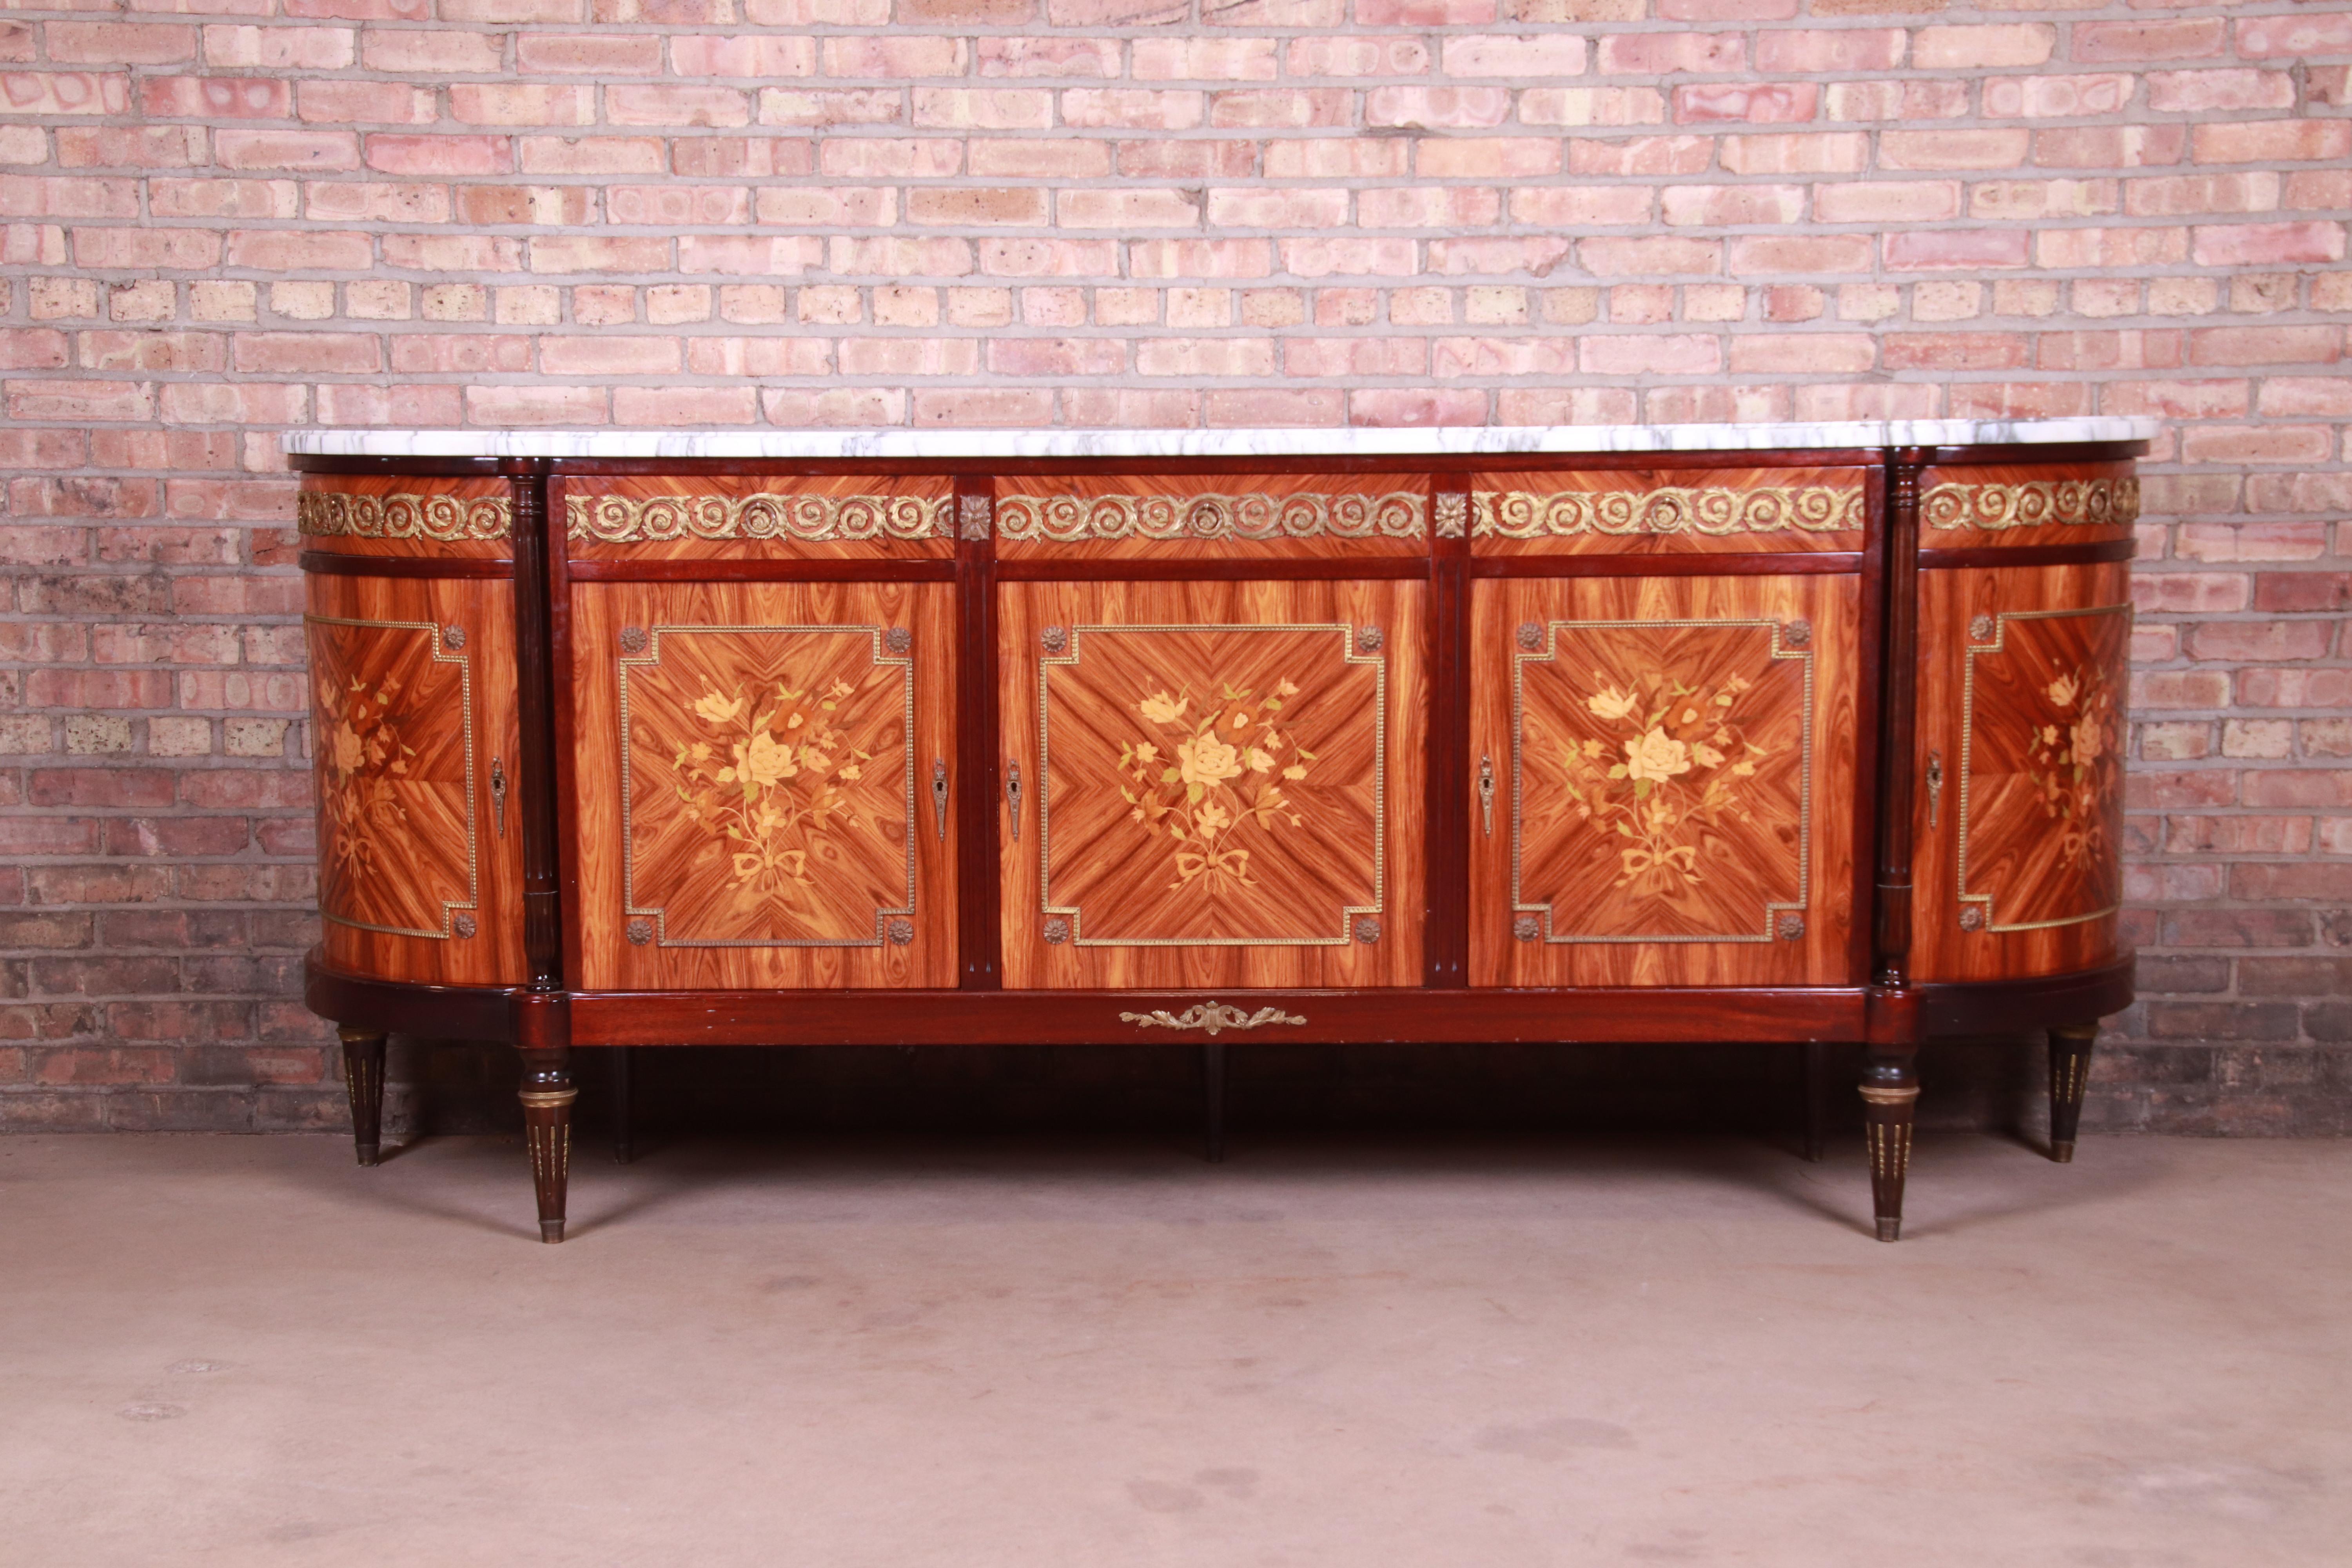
[289,421,2152,1242]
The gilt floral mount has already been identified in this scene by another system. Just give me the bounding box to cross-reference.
[619,625,917,948]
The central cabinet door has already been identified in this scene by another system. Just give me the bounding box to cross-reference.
[572,580,958,989]
[1469,573,1859,987]
[999,580,1425,988]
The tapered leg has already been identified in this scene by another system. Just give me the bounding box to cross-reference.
[1802,1041,1831,1163]
[610,1046,635,1165]
[1201,1042,1227,1163]
[339,1028,386,1167]
[2048,1025,2096,1163]
[1859,1049,1920,1242]
[518,1047,576,1243]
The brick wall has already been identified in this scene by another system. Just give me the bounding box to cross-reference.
[1,0,2347,1134]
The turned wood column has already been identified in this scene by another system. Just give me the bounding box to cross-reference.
[1872,450,1926,994]
[506,458,575,1241]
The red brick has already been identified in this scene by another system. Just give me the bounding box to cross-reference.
[365,133,513,176]
[214,129,358,171]
[1916,24,2054,69]
[141,76,289,120]
[2194,121,2352,165]
[2033,125,2184,169]
[2073,18,2224,63]
[2145,70,2295,116]
[518,33,666,73]
[1884,230,2029,271]
[1673,83,1816,125]
[1596,33,1743,75]
[225,229,375,271]
[2188,327,2342,368]
[2192,223,2346,269]
[1882,332,2031,372]
[2236,15,2352,56]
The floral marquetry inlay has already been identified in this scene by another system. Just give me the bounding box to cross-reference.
[1514,619,1811,944]
[1475,486,1861,539]
[997,491,1424,543]
[1038,623,1385,947]
[619,625,916,947]
[306,616,479,940]
[299,491,511,543]
[1959,605,2130,933]
[569,493,950,545]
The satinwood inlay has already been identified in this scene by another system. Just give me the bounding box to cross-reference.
[619,624,917,947]
[1038,622,1385,946]
[306,615,480,940]
[1513,618,1812,944]
[1958,604,2130,933]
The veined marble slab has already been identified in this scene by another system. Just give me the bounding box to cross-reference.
[285,418,2158,460]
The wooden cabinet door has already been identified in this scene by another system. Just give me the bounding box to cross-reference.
[1470,575,1860,987]
[572,581,957,989]
[1912,562,2131,981]
[307,572,526,985]
[999,580,1425,989]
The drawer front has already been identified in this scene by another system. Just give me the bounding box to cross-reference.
[998,579,1425,988]
[1471,468,1866,556]
[572,580,958,989]
[1918,462,2138,552]
[564,475,956,562]
[1911,561,2130,981]
[298,475,514,562]
[307,573,526,985]
[993,474,1429,560]
[1469,573,1861,987]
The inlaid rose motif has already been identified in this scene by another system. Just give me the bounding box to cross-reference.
[318,672,416,884]
[1120,676,1311,889]
[1560,665,1774,894]
[664,673,874,888]
[2030,659,2118,872]
[1622,728,1692,784]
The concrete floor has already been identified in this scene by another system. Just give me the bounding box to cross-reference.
[2,1132,2346,1567]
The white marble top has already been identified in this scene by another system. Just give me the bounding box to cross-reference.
[284,418,2156,460]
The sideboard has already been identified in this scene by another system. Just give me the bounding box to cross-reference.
[289,418,2151,1242]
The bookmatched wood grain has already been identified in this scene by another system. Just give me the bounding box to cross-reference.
[297,475,515,561]
[564,474,956,562]
[993,473,1430,561]
[1471,468,1867,557]
[998,579,1426,989]
[1470,573,1860,987]
[1912,561,2130,982]
[307,572,525,984]
[1916,462,2138,551]
[570,580,958,989]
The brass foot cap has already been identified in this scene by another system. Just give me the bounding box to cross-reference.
[355,1144,379,1167]
[1875,1217,1902,1243]
[539,1221,566,1244]
[2051,1140,2076,1164]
